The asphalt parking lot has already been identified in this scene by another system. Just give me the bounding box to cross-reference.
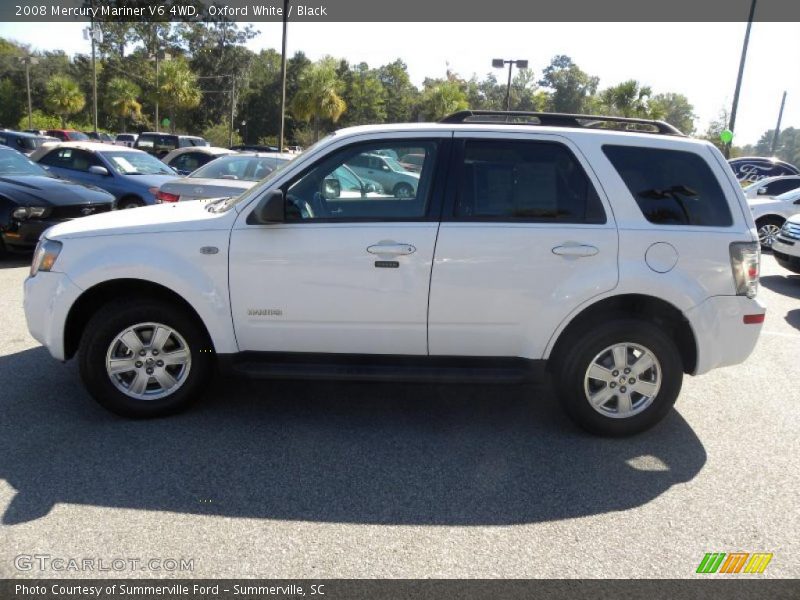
[0,253,798,579]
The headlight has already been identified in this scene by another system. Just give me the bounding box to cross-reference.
[30,238,63,277]
[12,206,50,220]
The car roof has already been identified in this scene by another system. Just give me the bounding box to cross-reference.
[28,141,149,159]
[138,132,204,139]
[2,130,39,139]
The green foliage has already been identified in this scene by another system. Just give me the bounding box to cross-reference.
[106,77,142,130]
[44,74,85,127]
[338,61,387,127]
[539,55,599,113]
[202,122,241,147]
[291,57,347,141]
[598,80,654,118]
[649,93,696,134]
[157,58,201,131]
[0,77,23,127]
[17,109,61,130]
[419,80,468,120]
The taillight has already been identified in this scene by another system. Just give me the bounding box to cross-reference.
[729,241,760,298]
[156,190,180,203]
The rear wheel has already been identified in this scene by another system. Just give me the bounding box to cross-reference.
[78,300,213,417]
[553,319,682,436]
[393,183,414,198]
[756,216,784,249]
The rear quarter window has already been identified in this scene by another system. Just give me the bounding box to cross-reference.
[603,145,733,227]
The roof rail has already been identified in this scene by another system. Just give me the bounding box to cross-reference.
[439,110,685,136]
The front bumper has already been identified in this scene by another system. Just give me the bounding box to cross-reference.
[685,295,766,375]
[24,271,83,361]
[772,238,800,273]
[2,218,59,249]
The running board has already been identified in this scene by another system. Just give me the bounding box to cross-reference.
[218,352,547,384]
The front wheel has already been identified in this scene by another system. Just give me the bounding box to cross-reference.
[117,197,143,210]
[553,319,683,436]
[756,216,784,249]
[393,183,414,199]
[78,300,213,417]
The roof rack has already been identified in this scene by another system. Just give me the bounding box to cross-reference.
[439,110,685,136]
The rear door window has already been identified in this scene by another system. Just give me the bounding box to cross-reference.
[603,145,733,226]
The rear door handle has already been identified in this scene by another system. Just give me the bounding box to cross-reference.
[367,242,416,256]
[552,243,599,257]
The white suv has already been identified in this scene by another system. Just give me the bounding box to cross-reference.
[23,111,765,436]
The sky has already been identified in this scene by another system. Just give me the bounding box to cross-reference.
[0,20,798,146]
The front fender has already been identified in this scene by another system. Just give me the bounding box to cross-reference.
[55,230,237,354]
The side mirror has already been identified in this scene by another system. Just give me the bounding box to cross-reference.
[793,199,800,205]
[322,177,341,199]
[757,187,768,195]
[247,189,285,224]
[88,165,109,176]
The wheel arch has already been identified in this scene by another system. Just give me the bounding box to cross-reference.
[547,293,698,375]
[64,278,213,360]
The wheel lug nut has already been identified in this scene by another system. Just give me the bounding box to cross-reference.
[620,386,627,393]
[135,361,143,368]
[139,350,146,356]
[146,367,154,375]
[610,382,616,388]
[624,368,631,374]
[156,360,164,367]
[629,378,636,384]
[152,350,159,356]
[612,370,619,377]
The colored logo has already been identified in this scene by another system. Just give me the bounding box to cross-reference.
[696,552,773,574]
[728,157,800,184]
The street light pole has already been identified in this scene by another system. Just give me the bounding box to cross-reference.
[770,91,787,155]
[19,56,37,130]
[90,0,98,132]
[279,0,290,152]
[726,0,757,158]
[492,58,528,111]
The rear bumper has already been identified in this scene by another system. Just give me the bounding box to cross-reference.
[24,271,83,361]
[685,295,766,375]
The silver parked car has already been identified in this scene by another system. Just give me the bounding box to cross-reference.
[156,152,294,202]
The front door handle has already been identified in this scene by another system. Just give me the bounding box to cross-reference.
[367,242,416,256]
[552,243,599,258]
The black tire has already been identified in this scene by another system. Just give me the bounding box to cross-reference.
[756,216,784,250]
[393,182,414,198]
[78,299,213,418]
[117,196,143,210]
[553,319,683,436]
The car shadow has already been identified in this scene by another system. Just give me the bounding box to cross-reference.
[0,255,31,270]
[760,274,800,300]
[0,347,706,526]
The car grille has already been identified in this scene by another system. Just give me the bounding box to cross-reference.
[49,203,113,220]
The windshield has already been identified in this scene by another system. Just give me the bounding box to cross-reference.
[384,156,407,172]
[0,150,49,177]
[191,155,289,182]
[103,151,176,176]
[68,132,91,141]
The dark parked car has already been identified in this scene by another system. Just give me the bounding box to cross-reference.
[0,146,114,255]
[0,130,57,155]
[230,144,280,152]
[84,131,115,143]
[134,132,208,158]
[30,142,180,209]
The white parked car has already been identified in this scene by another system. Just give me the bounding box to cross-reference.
[772,215,800,273]
[749,188,800,248]
[742,175,800,199]
[24,111,765,436]
[156,152,293,202]
[346,153,419,198]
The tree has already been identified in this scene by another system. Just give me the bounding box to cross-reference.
[16,109,61,130]
[339,61,387,127]
[106,77,142,131]
[649,93,696,134]
[703,108,731,151]
[418,80,468,120]
[0,78,23,127]
[598,80,653,117]
[157,58,201,131]
[44,74,85,127]
[539,55,598,113]
[203,122,242,147]
[290,58,347,142]
[378,59,417,123]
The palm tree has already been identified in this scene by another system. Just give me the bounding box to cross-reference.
[291,60,346,142]
[420,81,468,120]
[44,75,85,127]
[157,58,201,132]
[106,78,142,132]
